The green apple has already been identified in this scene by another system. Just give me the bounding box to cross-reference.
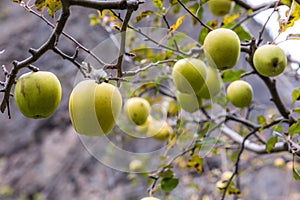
[172,58,207,94]
[197,66,222,99]
[204,28,240,70]
[69,80,122,136]
[14,71,62,119]
[176,92,202,113]
[227,80,253,108]
[124,97,151,125]
[253,44,287,77]
[140,197,160,200]
[221,171,233,181]
[129,159,143,171]
[146,119,172,141]
[215,180,227,191]
[136,116,152,134]
[207,0,232,16]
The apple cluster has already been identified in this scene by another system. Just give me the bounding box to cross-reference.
[13,27,287,137]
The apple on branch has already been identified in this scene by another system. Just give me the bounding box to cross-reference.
[14,71,62,119]
[204,28,240,70]
[227,80,253,108]
[253,44,287,77]
[69,80,122,136]
[207,0,233,16]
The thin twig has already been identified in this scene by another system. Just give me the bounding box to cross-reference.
[123,59,176,76]
[177,0,212,31]
[115,8,134,78]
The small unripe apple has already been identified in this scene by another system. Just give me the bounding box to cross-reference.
[147,120,172,141]
[204,28,240,70]
[207,0,232,16]
[69,80,122,136]
[227,80,253,108]
[253,44,287,77]
[197,66,222,99]
[140,197,160,200]
[124,97,151,126]
[221,171,233,181]
[172,58,207,94]
[136,116,152,134]
[176,92,202,113]
[14,71,62,119]
[129,159,143,171]
[215,180,227,191]
[273,158,285,168]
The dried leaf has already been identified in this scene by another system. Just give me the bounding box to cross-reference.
[134,10,154,23]
[168,14,188,34]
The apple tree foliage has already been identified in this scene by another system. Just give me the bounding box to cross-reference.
[1,0,300,199]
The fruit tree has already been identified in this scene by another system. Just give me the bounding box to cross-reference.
[1,0,300,199]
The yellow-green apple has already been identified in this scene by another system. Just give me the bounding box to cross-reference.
[129,159,143,171]
[136,116,152,134]
[204,28,240,70]
[176,92,202,113]
[147,119,172,141]
[253,44,287,77]
[69,80,122,136]
[197,66,222,99]
[227,80,253,108]
[207,0,232,16]
[172,58,207,94]
[124,97,151,125]
[14,71,62,119]
[221,171,233,181]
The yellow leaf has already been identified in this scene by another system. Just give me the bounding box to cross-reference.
[169,14,188,34]
[279,0,300,33]
[45,0,61,17]
[222,13,239,25]
[281,0,292,6]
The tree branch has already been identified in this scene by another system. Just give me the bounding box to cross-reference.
[115,8,134,78]
[0,0,71,117]
[177,0,212,31]
[69,0,141,11]
[221,125,288,154]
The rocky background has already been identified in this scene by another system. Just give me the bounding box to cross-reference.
[0,1,300,200]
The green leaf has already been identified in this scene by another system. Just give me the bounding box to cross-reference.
[293,154,300,180]
[293,107,300,115]
[281,0,292,6]
[153,0,163,9]
[266,136,278,153]
[46,0,62,18]
[233,25,252,41]
[134,10,154,23]
[292,87,300,104]
[257,115,266,125]
[221,69,245,83]
[289,120,300,136]
[158,169,174,179]
[169,0,178,5]
[35,0,46,10]
[198,20,218,44]
[161,178,179,193]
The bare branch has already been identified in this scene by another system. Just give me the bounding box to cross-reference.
[177,0,212,31]
[115,8,134,78]
[123,59,176,76]
[222,125,287,154]
[0,0,71,116]
[69,0,141,11]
